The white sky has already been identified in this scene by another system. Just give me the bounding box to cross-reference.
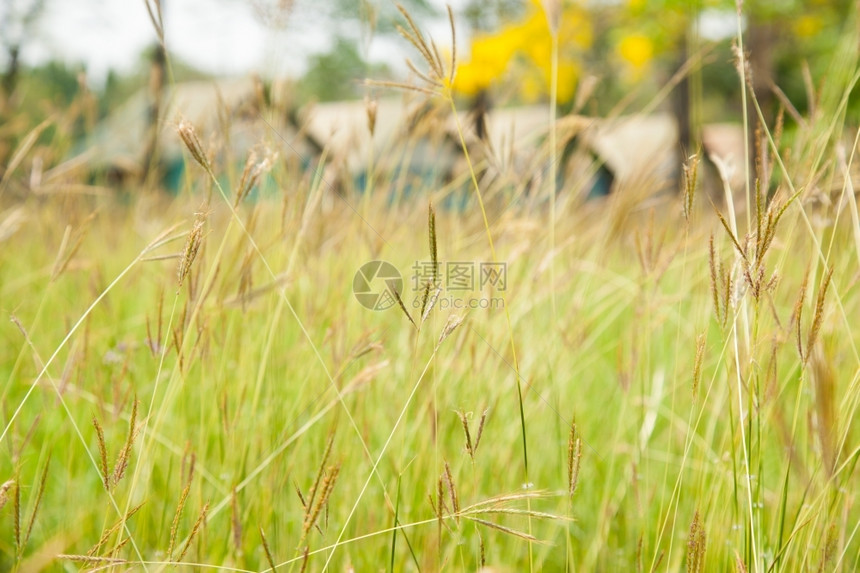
[17,0,465,86]
[17,0,735,87]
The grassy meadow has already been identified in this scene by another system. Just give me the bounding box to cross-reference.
[3,4,860,572]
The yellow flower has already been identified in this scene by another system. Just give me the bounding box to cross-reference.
[618,33,653,70]
[793,15,822,39]
[452,3,589,103]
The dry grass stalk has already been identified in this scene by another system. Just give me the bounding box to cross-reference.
[58,554,128,565]
[298,431,339,546]
[303,432,334,518]
[429,203,438,286]
[145,288,165,356]
[567,420,582,496]
[457,411,473,459]
[370,4,455,95]
[686,509,706,573]
[177,208,208,290]
[708,235,733,329]
[51,212,94,281]
[418,280,432,323]
[86,502,145,560]
[437,314,464,348]
[234,147,275,207]
[392,287,417,328]
[176,501,209,562]
[713,203,748,263]
[443,461,460,524]
[692,333,706,400]
[299,545,310,573]
[259,526,277,573]
[542,0,560,35]
[459,409,488,462]
[817,524,837,571]
[466,517,537,542]
[301,464,340,544]
[365,95,378,136]
[422,285,444,324]
[682,153,700,222]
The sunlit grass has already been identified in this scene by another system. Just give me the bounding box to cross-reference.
[2,4,860,572]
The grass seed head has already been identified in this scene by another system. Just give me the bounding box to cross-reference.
[177,208,208,290]
[176,118,211,171]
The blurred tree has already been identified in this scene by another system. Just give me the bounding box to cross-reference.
[297,36,389,102]
[0,0,46,103]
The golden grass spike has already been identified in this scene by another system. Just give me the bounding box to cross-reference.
[111,398,138,488]
[794,270,809,362]
[692,333,706,400]
[86,502,145,559]
[177,208,207,290]
[683,153,700,222]
[58,554,128,565]
[686,509,706,573]
[92,417,109,491]
[428,203,438,286]
[168,482,192,560]
[806,266,834,363]
[437,314,463,347]
[395,5,438,78]
[708,236,722,326]
[303,464,340,542]
[176,118,211,172]
[473,410,487,455]
[457,411,474,460]
[567,420,582,496]
[418,280,432,325]
[422,285,443,324]
[443,461,459,523]
[304,431,335,522]
[176,501,209,562]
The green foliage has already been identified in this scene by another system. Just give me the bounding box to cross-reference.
[297,36,389,102]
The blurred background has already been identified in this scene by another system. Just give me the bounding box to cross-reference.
[0,0,857,197]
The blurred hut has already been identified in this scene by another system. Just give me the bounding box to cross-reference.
[82,76,745,207]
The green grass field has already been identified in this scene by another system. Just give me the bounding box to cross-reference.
[3,5,860,572]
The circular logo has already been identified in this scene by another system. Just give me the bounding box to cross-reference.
[353,260,403,311]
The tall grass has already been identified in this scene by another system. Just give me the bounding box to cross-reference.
[1,3,860,571]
